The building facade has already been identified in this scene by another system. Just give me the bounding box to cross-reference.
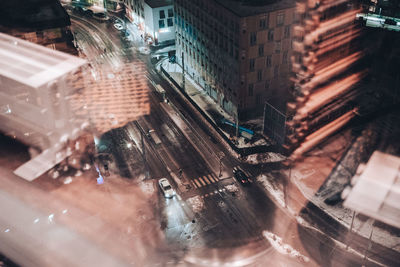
[123,0,145,25]
[124,0,174,43]
[284,0,368,156]
[174,0,296,119]
[144,0,175,44]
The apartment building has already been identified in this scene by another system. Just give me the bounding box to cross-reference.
[285,0,368,156]
[144,0,175,44]
[174,0,296,119]
[124,0,145,25]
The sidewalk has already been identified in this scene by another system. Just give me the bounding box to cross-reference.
[257,122,400,266]
[157,59,283,160]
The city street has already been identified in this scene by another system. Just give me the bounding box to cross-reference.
[0,8,393,267]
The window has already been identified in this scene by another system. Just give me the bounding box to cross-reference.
[274,65,279,77]
[257,70,262,81]
[160,10,165,19]
[256,94,262,105]
[250,32,257,46]
[258,45,264,56]
[259,19,266,29]
[275,41,281,53]
[266,55,272,67]
[283,51,288,64]
[265,80,270,89]
[249,59,255,71]
[268,30,274,42]
[248,84,253,96]
[159,19,165,28]
[168,8,173,17]
[277,13,285,26]
[284,25,290,38]
[167,18,173,27]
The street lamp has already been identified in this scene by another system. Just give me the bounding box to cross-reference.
[218,152,225,177]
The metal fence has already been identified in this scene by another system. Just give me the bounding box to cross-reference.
[262,101,286,145]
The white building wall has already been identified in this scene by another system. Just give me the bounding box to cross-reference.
[143,3,175,43]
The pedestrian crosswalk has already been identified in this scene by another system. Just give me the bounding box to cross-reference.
[191,173,220,189]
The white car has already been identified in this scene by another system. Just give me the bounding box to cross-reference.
[138,46,151,55]
[158,178,175,198]
[113,23,124,31]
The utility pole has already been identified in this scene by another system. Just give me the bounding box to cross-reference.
[346,210,357,250]
[262,102,266,134]
[218,152,225,177]
[141,130,148,179]
[181,51,185,91]
[235,108,239,142]
[362,220,375,266]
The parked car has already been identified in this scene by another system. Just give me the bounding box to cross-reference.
[93,12,109,22]
[113,23,124,31]
[233,167,250,185]
[158,178,175,198]
[112,17,124,25]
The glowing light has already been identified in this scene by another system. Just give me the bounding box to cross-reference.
[127,143,132,148]
[34,218,39,224]
[48,214,54,222]
[4,228,10,233]
[159,28,170,33]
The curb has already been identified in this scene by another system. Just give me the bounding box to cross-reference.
[158,63,241,159]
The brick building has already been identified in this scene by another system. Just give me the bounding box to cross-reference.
[174,0,296,119]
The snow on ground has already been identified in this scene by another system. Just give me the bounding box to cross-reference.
[225,183,239,193]
[245,152,286,164]
[186,195,205,213]
[139,181,155,196]
[236,136,269,148]
[263,231,310,263]
[257,174,286,209]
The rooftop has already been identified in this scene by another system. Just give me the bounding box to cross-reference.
[214,0,295,17]
[0,33,86,88]
[145,0,173,9]
[0,0,70,30]
[344,151,400,229]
